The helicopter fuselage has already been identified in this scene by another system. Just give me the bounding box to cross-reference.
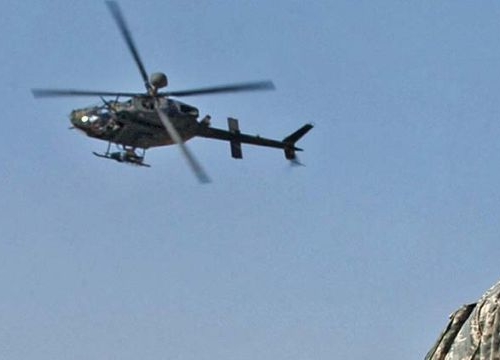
[70,96,200,149]
[69,94,313,165]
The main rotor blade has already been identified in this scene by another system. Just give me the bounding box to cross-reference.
[31,88,141,98]
[154,99,211,184]
[106,1,151,92]
[162,80,275,97]
[32,81,275,99]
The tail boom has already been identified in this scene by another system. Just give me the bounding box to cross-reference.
[197,119,313,160]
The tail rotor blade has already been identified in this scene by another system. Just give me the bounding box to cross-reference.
[154,99,211,184]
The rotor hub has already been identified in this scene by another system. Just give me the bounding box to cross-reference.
[150,72,168,90]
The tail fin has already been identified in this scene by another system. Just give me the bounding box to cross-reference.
[283,124,313,160]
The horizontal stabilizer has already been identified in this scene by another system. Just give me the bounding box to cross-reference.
[228,117,243,159]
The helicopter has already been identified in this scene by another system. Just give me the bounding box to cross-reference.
[32,1,313,183]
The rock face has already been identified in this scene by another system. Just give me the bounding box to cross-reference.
[425,281,500,360]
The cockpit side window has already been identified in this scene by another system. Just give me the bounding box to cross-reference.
[179,103,199,116]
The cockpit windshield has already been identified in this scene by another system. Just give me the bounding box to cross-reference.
[71,105,122,136]
[80,106,111,124]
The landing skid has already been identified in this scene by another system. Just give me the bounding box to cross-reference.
[93,143,151,167]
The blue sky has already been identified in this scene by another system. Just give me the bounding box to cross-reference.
[3,1,500,359]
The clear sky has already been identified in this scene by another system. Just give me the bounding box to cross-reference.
[2,1,500,359]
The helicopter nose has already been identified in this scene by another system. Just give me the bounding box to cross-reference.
[70,110,90,128]
[70,110,81,126]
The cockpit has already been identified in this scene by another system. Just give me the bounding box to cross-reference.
[70,105,121,135]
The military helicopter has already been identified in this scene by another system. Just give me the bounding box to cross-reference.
[32,1,313,183]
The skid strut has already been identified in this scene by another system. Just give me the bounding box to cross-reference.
[93,143,151,167]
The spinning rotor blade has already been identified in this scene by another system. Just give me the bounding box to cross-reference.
[31,89,141,98]
[32,81,275,99]
[154,99,211,184]
[163,80,275,97]
[106,1,151,92]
